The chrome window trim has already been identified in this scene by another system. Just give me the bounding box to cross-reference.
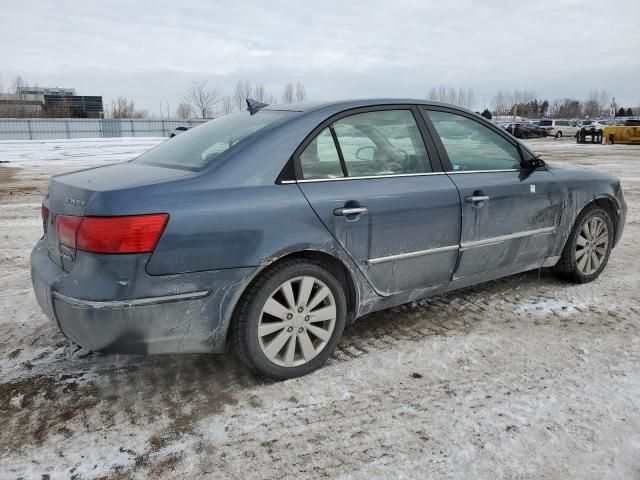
[460,227,556,250]
[53,290,210,310]
[291,169,524,183]
[446,169,521,174]
[294,171,448,183]
[366,244,458,265]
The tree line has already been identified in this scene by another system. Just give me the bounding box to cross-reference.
[487,88,634,119]
[175,79,307,119]
[427,85,635,119]
[2,74,636,120]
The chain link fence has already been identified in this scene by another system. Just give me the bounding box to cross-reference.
[0,118,209,141]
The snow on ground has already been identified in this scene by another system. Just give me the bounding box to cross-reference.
[1,137,639,479]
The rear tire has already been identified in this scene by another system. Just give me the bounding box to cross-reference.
[553,205,613,283]
[556,131,563,138]
[231,259,347,379]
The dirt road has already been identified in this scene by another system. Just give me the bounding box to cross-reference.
[1,138,639,479]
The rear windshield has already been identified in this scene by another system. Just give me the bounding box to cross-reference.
[538,120,552,126]
[134,110,293,171]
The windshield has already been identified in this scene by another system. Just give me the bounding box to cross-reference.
[582,120,593,125]
[134,110,293,171]
[538,120,552,126]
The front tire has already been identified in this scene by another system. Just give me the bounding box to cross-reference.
[232,259,347,379]
[553,206,613,283]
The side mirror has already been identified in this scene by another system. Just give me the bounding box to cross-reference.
[526,156,545,169]
[355,146,375,161]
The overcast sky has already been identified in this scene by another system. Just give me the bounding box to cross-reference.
[1,0,639,114]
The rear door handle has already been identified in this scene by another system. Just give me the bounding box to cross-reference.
[333,206,368,216]
[465,195,490,203]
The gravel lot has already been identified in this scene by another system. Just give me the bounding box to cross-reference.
[1,137,639,479]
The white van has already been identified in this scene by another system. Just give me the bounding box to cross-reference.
[538,119,580,138]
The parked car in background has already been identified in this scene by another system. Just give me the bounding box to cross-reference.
[504,122,548,138]
[169,126,192,138]
[538,119,580,138]
[31,99,626,379]
[580,119,606,135]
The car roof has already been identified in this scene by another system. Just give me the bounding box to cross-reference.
[263,98,458,114]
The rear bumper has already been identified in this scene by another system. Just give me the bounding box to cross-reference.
[30,239,254,354]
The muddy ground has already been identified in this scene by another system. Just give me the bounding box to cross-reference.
[1,137,639,479]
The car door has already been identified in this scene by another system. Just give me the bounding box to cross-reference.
[567,121,579,136]
[295,106,461,296]
[422,107,563,280]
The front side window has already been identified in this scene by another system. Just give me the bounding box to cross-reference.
[299,128,344,180]
[426,110,522,172]
[333,110,431,177]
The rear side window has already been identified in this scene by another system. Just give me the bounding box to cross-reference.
[135,110,293,171]
[427,110,522,172]
[538,120,553,126]
[299,128,344,180]
[333,110,431,177]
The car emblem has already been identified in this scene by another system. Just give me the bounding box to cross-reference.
[65,197,86,207]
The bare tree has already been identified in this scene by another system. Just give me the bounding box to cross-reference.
[184,79,222,119]
[491,89,509,116]
[254,83,266,102]
[428,85,475,109]
[282,83,294,103]
[233,79,253,112]
[221,95,234,115]
[583,89,609,117]
[11,76,26,95]
[107,96,148,118]
[8,76,30,117]
[295,82,306,102]
[465,89,475,110]
[268,93,277,105]
[455,88,476,110]
[175,101,192,119]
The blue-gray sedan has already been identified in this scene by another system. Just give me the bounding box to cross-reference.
[31,99,627,378]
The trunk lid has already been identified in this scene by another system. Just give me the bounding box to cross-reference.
[42,162,192,271]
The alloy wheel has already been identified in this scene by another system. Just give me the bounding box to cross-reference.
[258,276,336,367]
[575,216,609,275]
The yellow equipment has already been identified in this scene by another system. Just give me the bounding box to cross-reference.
[604,121,640,144]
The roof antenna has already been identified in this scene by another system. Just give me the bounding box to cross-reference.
[246,98,268,115]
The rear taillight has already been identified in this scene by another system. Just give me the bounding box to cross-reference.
[55,214,168,254]
[56,215,82,248]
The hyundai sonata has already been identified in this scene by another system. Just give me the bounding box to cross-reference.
[31,99,626,379]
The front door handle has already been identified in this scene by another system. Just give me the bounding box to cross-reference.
[465,195,490,203]
[333,206,368,216]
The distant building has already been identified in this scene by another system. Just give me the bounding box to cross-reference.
[19,86,77,97]
[0,86,103,118]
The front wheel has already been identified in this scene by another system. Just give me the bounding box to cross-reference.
[232,260,347,379]
[553,206,613,283]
